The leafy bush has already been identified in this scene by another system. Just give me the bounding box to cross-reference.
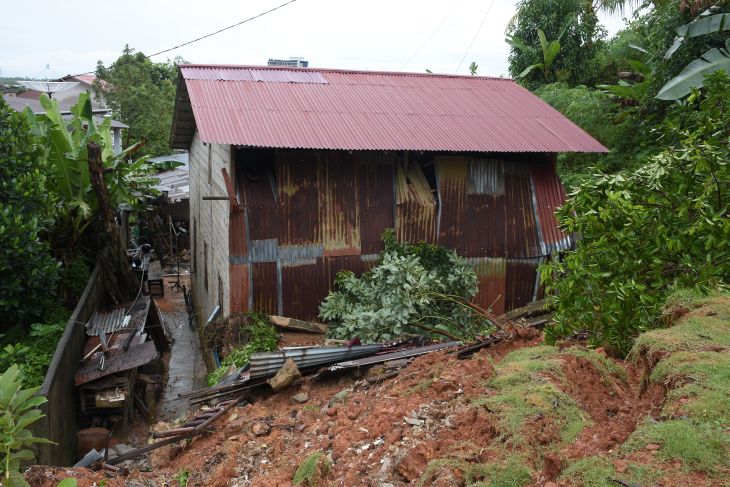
[0,315,68,389]
[320,231,492,343]
[0,98,59,327]
[0,365,53,487]
[207,313,279,385]
[540,73,730,355]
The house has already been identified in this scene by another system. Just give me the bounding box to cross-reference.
[169,64,607,322]
[4,94,127,154]
[15,73,106,108]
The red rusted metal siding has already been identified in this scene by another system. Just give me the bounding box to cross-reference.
[357,153,395,254]
[505,163,541,259]
[231,148,569,319]
[395,161,436,244]
[277,151,320,246]
[176,65,608,153]
[472,258,507,315]
[530,157,572,254]
[251,262,278,314]
[281,262,329,320]
[318,152,361,256]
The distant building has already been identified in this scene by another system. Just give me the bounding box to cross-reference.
[267,57,309,68]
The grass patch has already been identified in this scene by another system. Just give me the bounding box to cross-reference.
[473,346,588,452]
[631,295,730,357]
[292,451,331,486]
[623,419,730,474]
[417,455,533,487]
[559,457,661,487]
[401,378,434,397]
[651,351,730,426]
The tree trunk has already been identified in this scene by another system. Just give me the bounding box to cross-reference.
[87,142,138,303]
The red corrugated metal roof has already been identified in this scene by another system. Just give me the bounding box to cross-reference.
[173,64,608,153]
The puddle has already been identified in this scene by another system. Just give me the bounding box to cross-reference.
[155,276,208,421]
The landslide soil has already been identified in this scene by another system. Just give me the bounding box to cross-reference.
[27,325,685,487]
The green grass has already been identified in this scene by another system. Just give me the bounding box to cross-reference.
[473,346,588,452]
[623,419,730,473]
[292,451,330,486]
[651,351,730,426]
[631,295,730,357]
[417,455,533,487]
[559,457,661,487]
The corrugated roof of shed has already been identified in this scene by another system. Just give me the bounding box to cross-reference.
[171,64,607,153]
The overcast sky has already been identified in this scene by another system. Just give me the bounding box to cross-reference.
[1,0,633,79]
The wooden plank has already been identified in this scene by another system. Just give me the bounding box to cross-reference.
[269,315,328,334]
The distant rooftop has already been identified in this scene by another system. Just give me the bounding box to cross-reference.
[267,57,309,68]
[3,95,128,129]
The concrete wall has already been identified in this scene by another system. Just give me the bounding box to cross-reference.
[189,132,232,322]
[32,263,105,466]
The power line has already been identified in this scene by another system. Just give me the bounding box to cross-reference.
[400,0,465,71]
[455,0,496,74]
[71,0,298,77]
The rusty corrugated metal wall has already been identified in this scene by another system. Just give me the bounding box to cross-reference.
[230,149,570,320]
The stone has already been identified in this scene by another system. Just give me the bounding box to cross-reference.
[326,407,338,417]
[268,358,301,392]
[329,388,351,407]
[291,392,309,404]
[404,417,424,426]
[113,444,134,456]
[252,422,271,436]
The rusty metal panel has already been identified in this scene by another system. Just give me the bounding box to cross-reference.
[276,151,320,246]
[435,157,468,253]
[357,153,395,254]
[281,262,328,320]
[252,262,278,314]
[505,163,541,259]
[530,159,572,255]
[505,259,540,310]
[229,263,249,313]
[468,159,505,195]
[279,245,323,266]
[177,65,608,153]
[395,161,436,243]
[237,151,278,241]
[250,239,278,263]
[318,152,360,256]
[75,341,158,386]
[471,258,507,315]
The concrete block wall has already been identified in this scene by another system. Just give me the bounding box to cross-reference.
[189,132,232,322]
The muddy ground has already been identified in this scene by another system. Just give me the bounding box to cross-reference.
[25,298,730,487]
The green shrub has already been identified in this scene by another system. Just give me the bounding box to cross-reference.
[0,365,53,487]
[540,73,730,355]
[0,98,59,327]
[0,315,68,389]
[207,313,279,386]
[320,231,492,343]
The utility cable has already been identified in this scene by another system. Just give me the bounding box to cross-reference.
[455,0,496,74]
[70,0,298,77]
[400,0,465,71]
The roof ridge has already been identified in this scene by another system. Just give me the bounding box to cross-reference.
[178,63,513,81]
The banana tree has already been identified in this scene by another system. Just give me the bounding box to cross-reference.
[28,93,159,251]
[665,11,730,59]
[658,38,730,100]
[506,29,561,81]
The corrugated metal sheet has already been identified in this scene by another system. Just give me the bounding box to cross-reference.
[505,163,541,259]
[530,160,572,254]
[318,152,360,256]
[395,161,436,243]
[248,344,384,378]
[174,65,608,153]
[471,258,507,315]
[228,146,571,317]
[357,154,394,254]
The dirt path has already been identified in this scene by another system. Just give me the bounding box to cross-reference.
[155,275,207,421]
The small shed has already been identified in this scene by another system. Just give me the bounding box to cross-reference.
[170,64,606,321]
